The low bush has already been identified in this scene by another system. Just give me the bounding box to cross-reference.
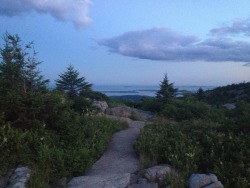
[0,115,125,186]
[135,119,250,188]
[160,99,225,122]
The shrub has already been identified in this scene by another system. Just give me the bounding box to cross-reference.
[0,115,125,186]
[135,119,250,187]
[161,99,225,122]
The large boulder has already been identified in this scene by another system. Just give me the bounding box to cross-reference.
[105,106,132,118]
[93,100,109,113]
[188,173,224,188]
[142,165,171,184]
[222,103,236,110]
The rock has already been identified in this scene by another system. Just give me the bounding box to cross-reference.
[143,165,171,184]
[137,178,148,184]
[128,182,158,188]
[222,103,236,110]
[93,101,108,113]
[203,181,224,188]
[7,167,31,188]
[105,107,132,118]
[68,173,131,188]
[133,109,155,121]
[188,173,223,188]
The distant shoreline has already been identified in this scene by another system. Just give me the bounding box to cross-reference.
[93,85,215,97]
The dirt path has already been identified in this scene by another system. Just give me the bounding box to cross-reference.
[86,121,145,176]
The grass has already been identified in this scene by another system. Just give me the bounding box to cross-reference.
[135,118,250,188]
[0,115,126,187]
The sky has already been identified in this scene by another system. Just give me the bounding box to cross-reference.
[1,0,250,86]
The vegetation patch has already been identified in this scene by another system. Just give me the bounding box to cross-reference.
[135,119,250,187]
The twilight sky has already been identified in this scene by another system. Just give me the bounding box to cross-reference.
[1,0,250,86]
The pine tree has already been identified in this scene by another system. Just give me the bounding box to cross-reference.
[196,88,206,101]
[0,33,26,92]
[24,49,49,92]
[157,73,176,103]
[0,32,49,93]
[55,64,92,99]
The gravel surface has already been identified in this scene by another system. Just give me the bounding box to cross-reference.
[86,121,145,176]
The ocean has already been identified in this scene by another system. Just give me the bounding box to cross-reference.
[92,85,215,97]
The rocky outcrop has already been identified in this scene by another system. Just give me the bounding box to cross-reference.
[93,101,109,113]
[188,173,224,188]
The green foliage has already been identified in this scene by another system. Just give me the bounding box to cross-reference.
[202,82,250,105]
[196,88,206,101]
[0,33,121,187]
[135,119,250,188]
[55,64,92,100]
[161,98,225,122]
[0,32,49,94]
[136,97,161,112]
[156,73,177,103]
[0,115,124,185]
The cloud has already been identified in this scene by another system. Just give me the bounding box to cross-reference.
[210,18,250,36]
[0,0,92,30]
[97,27,250,62]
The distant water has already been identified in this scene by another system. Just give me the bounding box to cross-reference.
[93,85,215,97]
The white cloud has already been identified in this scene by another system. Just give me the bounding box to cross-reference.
[0,0,92,30]
[97,27,250,62]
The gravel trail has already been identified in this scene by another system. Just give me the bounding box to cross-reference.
[86,121,145,176]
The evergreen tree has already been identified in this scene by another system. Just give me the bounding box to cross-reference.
[157,73,176,103]
[55,65,92,99]
[196,88,206,101]
[0,32,49,93]
[0,33,26,92]
[0,33,49,127]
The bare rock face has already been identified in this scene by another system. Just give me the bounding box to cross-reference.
[188,173,224,188]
